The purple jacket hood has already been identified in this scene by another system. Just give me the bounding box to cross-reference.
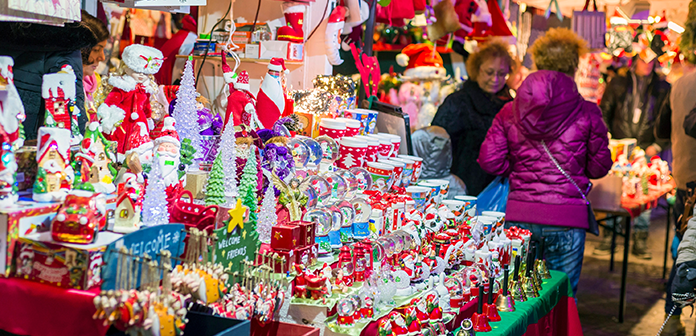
[478,70,613,230]
[513,70,585,141]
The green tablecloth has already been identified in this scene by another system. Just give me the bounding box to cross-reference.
[454,270,574,336]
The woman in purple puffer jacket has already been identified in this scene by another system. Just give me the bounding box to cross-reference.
[478,28,613,295]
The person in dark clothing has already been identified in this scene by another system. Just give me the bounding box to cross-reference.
[0,12,98,140]
[595,55,671,259]
[431,38,514,196]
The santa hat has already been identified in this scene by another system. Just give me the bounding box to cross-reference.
[268,58,289,73]
[396,44,443,69]
[222,52,236,84]
[122,44,164,75]
[154,117,181,148]
[235,71,250,91]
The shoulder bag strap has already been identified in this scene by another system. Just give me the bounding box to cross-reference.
[541,140,589,204]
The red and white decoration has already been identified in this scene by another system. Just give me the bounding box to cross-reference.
[0,56,25,148]
[223,54,260,130]
[33,127,74,202]
[337,137,367,169]
[154,117,185,188]
[336,117,361,137]
[97,44,163,162]
[396,44,448,80]
[277,3,306,43]
[325,5,347,66]
[42,70,76,130]
[256,58,291,129]
[319,118,347,140]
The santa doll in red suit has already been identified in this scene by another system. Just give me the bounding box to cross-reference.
[221,53,262,130]
[256,58,294,129]
[97,44,163,163]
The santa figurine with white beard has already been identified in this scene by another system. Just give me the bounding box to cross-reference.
[256,58,293,129]
[153,117,185,188]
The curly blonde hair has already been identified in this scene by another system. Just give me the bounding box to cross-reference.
[466,38,515,82]
[530,28,588,76]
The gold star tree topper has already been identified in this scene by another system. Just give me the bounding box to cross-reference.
[227,199,248,233]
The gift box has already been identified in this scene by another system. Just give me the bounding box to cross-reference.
[185,171,209,200]
[287,42,304,61]
[245,44,260,59]
[260,40,289,59]
[294,112,316,137]
[271,225,301,251]
[11,231,121,290]
[268,248,295,273]
[295,244,317,266]
[289,220,315,247]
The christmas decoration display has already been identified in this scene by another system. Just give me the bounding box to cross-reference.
[239,146,259,239]
[75,122,117,194]
[257,170,278,244]
[42,65,79,142]
[220,124,239,206]
[97,44,163,162]
[277,2,307,43]
[172,57,202,161]
[154,117,185,188]
[141,153,170,226]
[256,58,292,129]
[204,153,226,206]
[51,186,107,244]
[0,56,26,149]
[326,5,347,66]
[113,180,143,233]
[33,127,74,202]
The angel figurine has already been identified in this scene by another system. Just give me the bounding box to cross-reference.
[273,175,308,221]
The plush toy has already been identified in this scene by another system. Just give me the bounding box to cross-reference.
[397,82,423,127]
[256,59,292,129]
[427,0,463,41]
[396,44,448,80]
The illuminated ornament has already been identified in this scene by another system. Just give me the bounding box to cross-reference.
[33,127,73,202]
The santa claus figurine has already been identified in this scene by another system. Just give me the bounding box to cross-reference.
[153,117,185,188]
[221,53,262,131]
[97,44,163,162]
[74,122,117,194]
[389,311,410,336]
[256,58,293,129]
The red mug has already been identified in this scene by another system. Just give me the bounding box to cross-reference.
[337,137,368,169]
[377,133,401,157]
[336,118,361,137]
[354,135,380,165]
[366,135,394,160]
[318,118,347,140]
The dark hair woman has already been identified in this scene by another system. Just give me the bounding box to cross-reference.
[81,11,110,117]
[430,38,515,195]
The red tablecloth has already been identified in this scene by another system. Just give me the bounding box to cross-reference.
[0,277,108,336]
[620,183,674,218]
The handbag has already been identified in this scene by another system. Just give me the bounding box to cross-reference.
[541,140,600,236]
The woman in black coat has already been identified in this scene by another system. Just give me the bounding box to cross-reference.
[0,12,98,140]
[431,39,515,195]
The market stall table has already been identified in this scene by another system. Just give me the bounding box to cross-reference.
[357,271,581,336]
[592,183,675,323]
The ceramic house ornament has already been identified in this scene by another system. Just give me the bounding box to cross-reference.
[75,122,117,194]
[33,127,74,202]
[113,183,142,234]
[0,56,26,148]
[42,66,80,143]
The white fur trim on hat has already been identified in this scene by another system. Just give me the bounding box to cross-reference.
[131,112,140,121]
[235,82,250,91]
[268,64,283,71]
[122,44,164,75]
[396,53,409,67]
[97,104,126,135]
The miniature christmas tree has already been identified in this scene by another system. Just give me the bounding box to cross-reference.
[256,173,277,244]
[239,147,259,240]
[141,153,170,226]
[205,154,226,206]
[172,58,202,161]
[682,1,696,64]
[33,167,48,194]
[220,125,238,206]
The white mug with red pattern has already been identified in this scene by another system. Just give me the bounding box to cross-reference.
[366,135,394,160]
[376,133,402,157]
[336,118,362,137]
[337,137,368,169]
[319,118,347,140]
[354,135,380,165]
